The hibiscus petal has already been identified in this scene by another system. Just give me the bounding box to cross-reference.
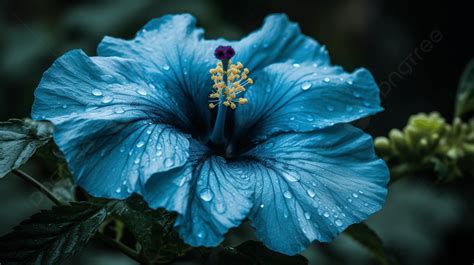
[98,14,217,134]
[234,63,383,142]
[245,124,389,255]
[144,140,255,246]
[232,14,330,72]
[32,50,191,198]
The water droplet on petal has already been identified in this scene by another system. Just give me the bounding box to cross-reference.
[162,64,170,71]
[282,171,300,182]
[304,212,311,220]
[335,219,343,226]
[199,189,214,201]
[352,193,359,198]
[348,198,353,203]
[346,80,354,85]
[197,230,207,239]
[101,96,113,104]
[164,158,174,167]
[364,203,369,206]
[116,187,122,193]
[136,88,147,96]
[301,82,312,90]
[323,77,331,83]
[92,89,103,96]
[323,212,330,218]
[352,91,361,98]
[307,189,316,198]
[293,63,300,68]
[215,202,226,214]
[260,204,265,208]
[119,146,125,153]
[148,83,155,89]
[363,101,371,107]
[289,116,295,121]
[156,150,163,156]
[283,191,293,199]
[134,158,140,164]
[62,104,68,109]
[136,141,145,148]
[114,107,125,114]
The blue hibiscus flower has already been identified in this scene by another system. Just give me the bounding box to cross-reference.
[31,14,389,255]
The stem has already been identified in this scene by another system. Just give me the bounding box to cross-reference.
[95,233,143,264]
[12,169,64,206]
[11,169,144,263]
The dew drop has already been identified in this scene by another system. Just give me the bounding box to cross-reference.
[92,89,103,96]
[364,203,369,206]
[352,193,359,198]
[101,96,113,104]
[301,82,312,90]
[156,150,163,156]
[282,171,300,182]
[114,107,125,114]
[148,83,156,89]
[312,63,318,68]
[197,230,207,239]
[289,116,295,121]
[306,189,316,198]
[283,191,293,199]
[162,64,170,71]
[260,204,265,208]
[293,63,300,68]
[136,141,145,148]
[304,212,311,220]
[116,187,122,193]
[62,104,68,109]
[363,101,371,107]
[164,158,174,167]
[199,189,214,201]
[136,88,148,96]
[323,77,331,83]
[215,202,226,214]
[177,177,187,187]
[352,91,361,98]
[335,219,343,227]
[134,158,140,164]
[346,80,354,85]
[323,212,330,218]
[348,198,353,203]
[119,146,125,153]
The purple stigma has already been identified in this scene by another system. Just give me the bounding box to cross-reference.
[214,45,235,61]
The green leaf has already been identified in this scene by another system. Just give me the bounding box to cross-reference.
[345,222,396,265]
[455,58,474,118]
[224,241,308,265]
[0,202,107,264]
[114,195,189,263]
[0,118,53,178]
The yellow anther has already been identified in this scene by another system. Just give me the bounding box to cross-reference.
[238,98,248,105]
[208,59,254,110]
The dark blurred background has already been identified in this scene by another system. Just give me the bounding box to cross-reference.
[1,1,473,264]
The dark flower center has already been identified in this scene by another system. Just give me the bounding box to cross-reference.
[214,45,235,60]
